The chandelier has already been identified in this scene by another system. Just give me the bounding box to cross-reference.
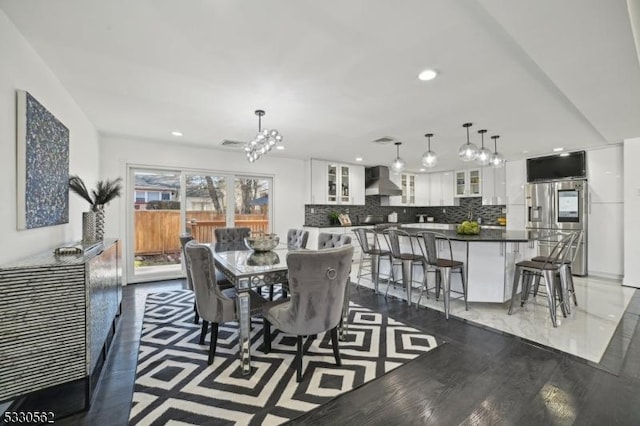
[244,109,282,163]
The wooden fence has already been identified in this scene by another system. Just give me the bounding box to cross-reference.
[134,210,269,255]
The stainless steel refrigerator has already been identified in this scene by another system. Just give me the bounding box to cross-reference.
[525,179,588,276]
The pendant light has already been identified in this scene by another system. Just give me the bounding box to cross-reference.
[475,129,492,166]
[390,142,406,175]
[458,122,478,162]
[490,135,505,168]
[421,133,438,168]
[244,109,283,163]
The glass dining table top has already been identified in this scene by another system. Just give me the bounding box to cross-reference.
[210,244,292,279]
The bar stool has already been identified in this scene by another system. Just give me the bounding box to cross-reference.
[384,229,428,307]
[416,231,467,320]
[530,230,582,313]
[353,228,394,294]
[508,232,575,327]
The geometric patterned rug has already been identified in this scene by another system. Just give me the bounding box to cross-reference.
[129,290,441,425]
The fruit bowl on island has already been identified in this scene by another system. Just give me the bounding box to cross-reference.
[244,233,280,252]
[457,221,481,235]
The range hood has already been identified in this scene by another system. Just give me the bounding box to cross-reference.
[365,166,402,196]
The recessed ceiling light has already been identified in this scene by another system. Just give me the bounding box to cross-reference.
[355,157,363,162]
[522,150,529,154]
[553,147,564,152]
[171,130,183,137]
[418,69,438,81]
[276,145,285,150]
[559,152,570,157]
[419,168,426,172]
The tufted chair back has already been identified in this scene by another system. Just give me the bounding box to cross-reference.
[287,229,309,250]
[266,245,354,336]
[213,227,251,252]
[179,234,196,290]
[317,232,351,249]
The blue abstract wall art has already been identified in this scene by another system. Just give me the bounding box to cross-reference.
[16,90,69,229]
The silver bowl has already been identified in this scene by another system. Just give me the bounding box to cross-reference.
[244,234,280,252]
[247,251,280,266]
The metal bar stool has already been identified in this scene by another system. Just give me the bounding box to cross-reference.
[416,231,467,319]
[353,228,394,294]
[384,229,428,307]
[508,232,575,327]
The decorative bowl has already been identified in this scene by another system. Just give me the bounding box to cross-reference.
[247,251,281,266]
[244,234,280,252]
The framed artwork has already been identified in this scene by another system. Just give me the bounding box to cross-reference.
[16,90,69,229]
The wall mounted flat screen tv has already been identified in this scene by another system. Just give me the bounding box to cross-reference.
[526,151,586,182]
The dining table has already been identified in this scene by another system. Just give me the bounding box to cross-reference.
[210,244,352,375]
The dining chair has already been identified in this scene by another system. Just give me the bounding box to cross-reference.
[416,231,467,319]
[508,232,575,327]
[384,229,429,307]
[213,227,251,252]
[262,245,354,382]
[353,228,394,294]
[185,240,266,365]
[317,232,351,249]
[287,229,309,250]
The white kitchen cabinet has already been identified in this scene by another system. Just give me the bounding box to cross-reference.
[415,174,430,205]
[454,169,481,197]
[588,202,623,278]
[481,167,506,205]
[506,204,525,231]
[505,159,526,205]
[587,145,623,204]
[387,173,417,206]
[426,171,454,206]
[308,159,365,205]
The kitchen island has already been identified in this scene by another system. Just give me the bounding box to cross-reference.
[384,227,537,304]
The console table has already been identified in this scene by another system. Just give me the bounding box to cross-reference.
[0,239,121,409]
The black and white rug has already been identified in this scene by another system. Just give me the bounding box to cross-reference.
[129,290,441,425]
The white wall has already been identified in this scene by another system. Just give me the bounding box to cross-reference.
[99,135,306,282]
[0,10,99,263]
[624,137,640,287]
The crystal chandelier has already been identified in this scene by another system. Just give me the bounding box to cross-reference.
[490,135,505,168]
[244,109,282,163]
[390,142,406,174]
[475,129,492,166]
[421,133,438,168]
[458,122,478,162]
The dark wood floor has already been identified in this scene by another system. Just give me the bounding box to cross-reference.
[54,280,640,425]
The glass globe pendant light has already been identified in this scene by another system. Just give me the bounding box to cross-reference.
[490,135,505,168]
[390,142,406,175]
[458,122,478,162]
[475,129,492,166]
[421,133,438,168]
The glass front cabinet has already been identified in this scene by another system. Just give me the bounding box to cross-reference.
[454,169,482,197]
[327,164,351,204]
[308,159,365,205]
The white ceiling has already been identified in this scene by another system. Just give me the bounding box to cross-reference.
[2,0,640,172]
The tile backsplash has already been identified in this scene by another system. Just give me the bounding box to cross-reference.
[304,197,505,226]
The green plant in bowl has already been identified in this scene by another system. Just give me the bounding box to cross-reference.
[457,220,480,235]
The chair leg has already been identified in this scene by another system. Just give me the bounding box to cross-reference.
[193,300,199,324]
[459,266,468,310]
[263,318,271,354]
[330,327,341,366]
[199,320,209,345]
[435,269,441,300]
[269,285,274,301]
[542,270,558,327]
[208,322,219,365]
[508,266,521,315]
[296,335,304,382]
[282,288,288,298]
[442,267,451,320]
[568,266,578,306]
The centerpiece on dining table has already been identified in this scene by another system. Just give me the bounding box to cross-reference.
[244,232,280,252]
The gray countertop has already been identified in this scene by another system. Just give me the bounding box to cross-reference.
[400,227,531,242]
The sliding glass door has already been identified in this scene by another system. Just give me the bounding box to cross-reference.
[127,167,272,283]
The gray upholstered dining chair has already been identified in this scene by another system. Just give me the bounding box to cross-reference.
[262,245,354,382]
[214,227,251,252]
[287,229,309,250]
[185,240,266,365]
[180,234,233,324]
